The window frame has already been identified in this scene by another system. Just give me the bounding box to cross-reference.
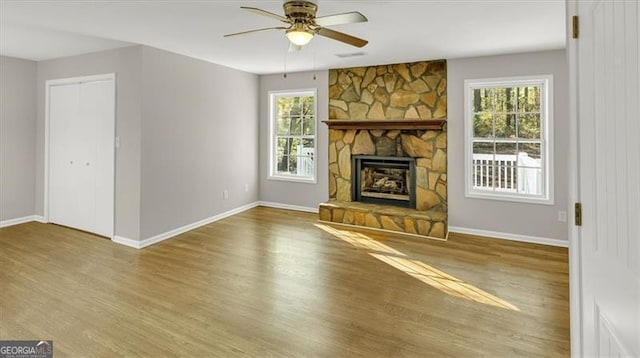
[464,75,554,205]
[268,88,318,184]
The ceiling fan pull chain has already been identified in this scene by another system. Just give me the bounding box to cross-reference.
[283,50,287,78]
[313,51,317,80]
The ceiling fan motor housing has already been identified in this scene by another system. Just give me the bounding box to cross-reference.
[283,1,318,23]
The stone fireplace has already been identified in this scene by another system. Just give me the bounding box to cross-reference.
[319,60,448,240]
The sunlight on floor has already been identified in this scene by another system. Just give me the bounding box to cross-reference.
[314,224,406,256]
[370,253,520,311]
[315,223,519,311]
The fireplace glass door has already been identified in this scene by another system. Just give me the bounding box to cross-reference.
[352,156,416,208]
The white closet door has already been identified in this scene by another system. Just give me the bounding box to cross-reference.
[69,82,97,233]
[48,77,115,238]
[81,80,114,237]
[49,84,80,228]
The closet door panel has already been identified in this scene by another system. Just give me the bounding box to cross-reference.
[68,83,96,233]
[49,84,79,227]
[81,80,114,237]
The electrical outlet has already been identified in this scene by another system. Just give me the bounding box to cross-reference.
[244,184,249,193]
[558,211,567,222]
[223,190,228,200]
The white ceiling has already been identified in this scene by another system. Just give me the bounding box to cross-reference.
[0,0,566,75]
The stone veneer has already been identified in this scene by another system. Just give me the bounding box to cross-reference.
[328,60,447,121]
[320,60,448,240]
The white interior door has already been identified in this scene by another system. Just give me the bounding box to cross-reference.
[47,75,115,238]
[576,0,640,356]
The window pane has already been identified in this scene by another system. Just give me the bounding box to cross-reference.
[494,165,518,191]
[518,143,542,166]
[277,117,290,136]
[473,141,494,155]
[472,159,494,190]
[496,142,517,156]
[493,87,516,112]
[494,114,516,138]
[278,97,293,116]
[472,142,494,190]
[277,137,292,157]
[303,116,315,135]
[517,167,542,195]
[473,113,493,138]
[289,99,301,116]
[289,117,302,135]
[288,155,298,174]
[276,154,289,174]
[518,113,541,139]
[302,138,314,150]
[517,86,541,112]
[295,155,314,177]
[290,137,301,150]
[301,96,315,116]
[472,88,493,113]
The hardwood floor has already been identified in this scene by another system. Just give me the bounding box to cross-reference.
[0,207,569,357]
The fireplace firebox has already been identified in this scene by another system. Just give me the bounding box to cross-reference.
[352,156,416,208]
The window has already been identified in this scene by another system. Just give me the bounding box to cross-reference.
[269,89,317,183]
[464,75,553,204]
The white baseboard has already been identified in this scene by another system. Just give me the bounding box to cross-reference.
[258,201,319,213]
[0,215,46,228]
[448,226,568,248]
[112,235,142,249]
[33,215,46,223]
[111,202,261,249]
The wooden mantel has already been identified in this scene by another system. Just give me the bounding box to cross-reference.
[322,119,446,130]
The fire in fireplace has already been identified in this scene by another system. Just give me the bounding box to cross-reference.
[352,156,416,208]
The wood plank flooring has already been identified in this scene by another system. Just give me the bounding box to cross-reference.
[0,207,569,357]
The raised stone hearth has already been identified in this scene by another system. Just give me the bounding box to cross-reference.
[319,201,447,240]
[321,59,448,240]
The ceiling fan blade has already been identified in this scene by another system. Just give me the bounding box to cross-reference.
[224,27,288,38]
[241,6,289,23]
[317,27,368,48]
[315,11,368,27]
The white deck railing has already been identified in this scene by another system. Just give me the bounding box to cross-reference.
[472,153,542,194]
[296,146,314,176]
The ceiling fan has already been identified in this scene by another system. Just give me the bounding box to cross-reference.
[224,0,368,49]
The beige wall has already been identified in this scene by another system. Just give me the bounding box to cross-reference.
[0,56,37,222]
[139,46,259,239]
[258,71,329,209]
[447,50,569,241]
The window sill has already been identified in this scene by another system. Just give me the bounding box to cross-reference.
[465,190,554,206]
[268,175,317,184]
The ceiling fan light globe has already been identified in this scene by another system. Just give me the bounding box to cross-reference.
[286,30,314,46]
